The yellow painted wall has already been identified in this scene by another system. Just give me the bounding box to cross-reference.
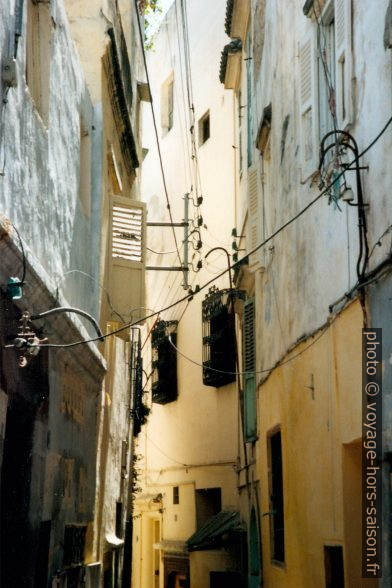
[257,300,378,587]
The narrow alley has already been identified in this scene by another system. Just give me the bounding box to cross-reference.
[0,1,391,587]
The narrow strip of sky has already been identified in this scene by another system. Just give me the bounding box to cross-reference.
[145,0,175,41]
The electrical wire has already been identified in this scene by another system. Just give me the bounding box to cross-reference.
[168,316,337,375]
[146,246,178,255]
[55,268,125,322]
[4,116,391,350]
[368,224,392,260]
[134,0,183,275]
[146,434,188,467]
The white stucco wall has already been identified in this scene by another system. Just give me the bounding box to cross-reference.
[245,0,392,374]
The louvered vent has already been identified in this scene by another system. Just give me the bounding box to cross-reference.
[108,195,146,322]
[335,0,345,48]
[112,204,143,262]
[300,39,311,105]
[243,297,257,442]
[243,298,255,372]
[247,167,260,267]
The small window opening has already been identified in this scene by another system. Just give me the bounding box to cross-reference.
[195,487,221,530]
[268,430,285,563]
[324,545,345,587]
[173,486,179,505]
[199,111,210,145]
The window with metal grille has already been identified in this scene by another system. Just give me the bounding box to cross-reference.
[151,320,178,404]
[243,298,257,441]
[130,328,149,436]
[202,287,236,388]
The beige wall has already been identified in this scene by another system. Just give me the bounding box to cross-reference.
[133,0,243,586]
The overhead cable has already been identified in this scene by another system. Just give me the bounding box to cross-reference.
[4,116,391,349]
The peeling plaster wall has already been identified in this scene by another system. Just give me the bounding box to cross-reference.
[249,0,392,374]
[0,0,101,324]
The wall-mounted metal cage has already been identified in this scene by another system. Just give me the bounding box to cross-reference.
[202,287,236,387]
[151,320,178,404]
[130,328,147,436]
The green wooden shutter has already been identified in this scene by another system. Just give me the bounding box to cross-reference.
[243,298,257,441]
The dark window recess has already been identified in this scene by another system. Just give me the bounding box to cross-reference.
[63,524,87,567]
[131,328,148,436]
[269,431,285,563]
[324,545,345,588]
[196,487,222,530]
[202,287,236,387]
[151,320,178,404]
[116,501,123,538]
[173,486,179,505]
[34,520,51,587]
[199,111,210,145]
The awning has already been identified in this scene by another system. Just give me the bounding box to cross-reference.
[186,511,244,552]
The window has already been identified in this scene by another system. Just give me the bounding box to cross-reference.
[317,4,336,148]
[202,287,236,388]
[63,525,87,567]
[195,488,221,530]
[324,545,345,587]
[151,320,178,404]
[268,430,285,563]
[108,195,146,321]
[198,111,210,145]
[173,486,179,505]
[243,298,257,442]
[26,0,51,124]
[161,75,174,134]
[300,0,352,177]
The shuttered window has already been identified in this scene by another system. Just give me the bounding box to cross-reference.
[334,0,352,128]
[112,203,143,262]
[300,0,352,178]
[299,30,318,178]
[108,195,145,321]
[247,167,262,269]
[243,298,257,442]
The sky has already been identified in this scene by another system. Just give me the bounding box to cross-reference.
[146,0,175,39]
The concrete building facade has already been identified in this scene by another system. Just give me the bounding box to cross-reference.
[220,0,392,586]
[0,0,146,585]
[134,0,392,587]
